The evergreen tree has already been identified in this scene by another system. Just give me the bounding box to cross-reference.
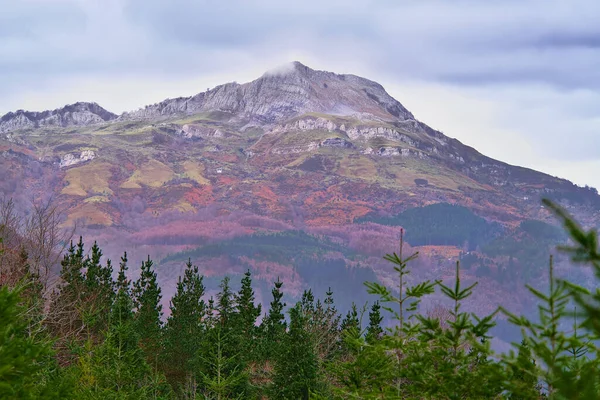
[82,242,114,335]
[132,255,163,366]
[0,285,71,399]
[328,330,395,398]
[111,252,133,323]
[364,229,437,332]
[409,261,503,399]
[233,269,261,362]
[320,287,342,359]
[162,259,207,388]
[340,303,360,334]
[272,304,319,400]
[217,276,236,328]
[197,276,249,397]
[198,328,248,399]
[47,237,88,347]
[304,288,340,362]
[300,289,316,315]
[507,340,543,399]
[206,296,218,328]
[70,251,174,398]
[259,277,287,360]
[365,301,383,344]
[501,252,599,398]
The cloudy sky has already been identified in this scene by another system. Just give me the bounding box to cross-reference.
[1,0,599,188]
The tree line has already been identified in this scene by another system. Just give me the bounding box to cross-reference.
[2,199,600,398]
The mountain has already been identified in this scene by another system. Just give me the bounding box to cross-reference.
[0,102,117,133]
[122,61,414,124]
[1,61,598,320]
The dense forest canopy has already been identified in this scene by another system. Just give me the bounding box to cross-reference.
[357,203,503,249]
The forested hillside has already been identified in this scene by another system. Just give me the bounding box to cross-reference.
[1,200,600,399]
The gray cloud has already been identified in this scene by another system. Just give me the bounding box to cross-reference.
[2,0,599,90]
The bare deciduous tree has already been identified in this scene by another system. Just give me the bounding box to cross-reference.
[0,196,74,292]
[23,196,74,290]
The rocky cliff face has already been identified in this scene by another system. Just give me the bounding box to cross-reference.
[121,62,415,125]
[0,102,117,133]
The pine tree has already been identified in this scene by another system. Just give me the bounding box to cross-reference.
[47,237,88,345]
[338,303,363,360]
[132,255,163,366]
[272,304,319,400]
[0,285,68,399]
[300,289,316,315]
[196,275,250,397]
[259,277,287,361]
[303,288,341,362]
[507,340,543,399]
[364,229,437,332]
[112,252,133,323]
[71,250,175,398]
[217,276,236,328]
[321,287,341,358]
[82,241,114,335]
[162,259,207,387]
[199,328,249,399]
[340,303,360,337]
[233,270,261,362]
[501,252,599,398]
[365,301,383,344]
[410,261,502,399]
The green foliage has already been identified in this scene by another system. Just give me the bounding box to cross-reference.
[233,270,261,363]
[410,262,503,399]
[358,202,502,248]
[365,301,383,344]
[132,256,163,365]
[506,340,544,400]
[328,330,396,399]
[500,198,600,398]
[365,230,437,331]
[82,242,114,334]
[340,303,360,334]
[519,219,567,242]
[272,304,320,400]
[161,231,378,313]
[198,328,248,400]
[162,230,353,265]
[217,276,235,327]
[162,259,207,388]
[0,285,61,399]
[259,277,287,360]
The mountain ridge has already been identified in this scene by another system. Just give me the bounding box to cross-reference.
[1,61,598,214]
[0,102,117,133]
[1,62,417,132]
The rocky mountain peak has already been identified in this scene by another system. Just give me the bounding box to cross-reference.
[0,102,117,133]
[3,63,417,132]
[122,62,416,125]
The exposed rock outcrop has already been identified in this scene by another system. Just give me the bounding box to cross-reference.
[121,62,415,125]
[180,124,224,138]
[270,116,428,148]
[0,102,117,133]
[320,137,354,149]
[59,150,96,168]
